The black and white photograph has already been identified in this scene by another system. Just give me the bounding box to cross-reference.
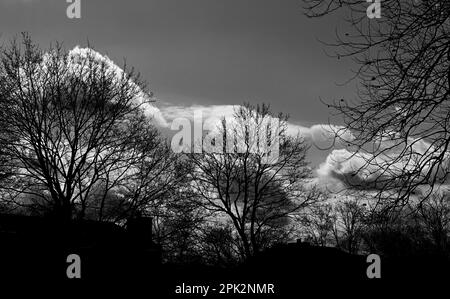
[0,0,449,296]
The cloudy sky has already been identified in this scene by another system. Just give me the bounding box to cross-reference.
[0,0,365,188]
[0,0,356,119]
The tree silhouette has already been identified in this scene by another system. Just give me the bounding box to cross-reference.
[333,199,366,254]
[302,0,450,207]
[187,104,319,260]
[0,35,175,223]
[415,193,450,256]
[299,201,334,247]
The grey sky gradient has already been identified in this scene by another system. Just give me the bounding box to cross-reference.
[0,0,356,127]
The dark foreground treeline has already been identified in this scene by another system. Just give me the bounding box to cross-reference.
[0,214,448,297]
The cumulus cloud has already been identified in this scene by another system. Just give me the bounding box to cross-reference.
[69,48,444,196]
[47,52,353,149]
[161,104,236,127]
[316,139,450,192]
[63,46,169,128]
[316,149,389,189]
[161,105,354,147]
[289,124,355,149]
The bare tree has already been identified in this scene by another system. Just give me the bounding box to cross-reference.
[187,104,318,260]
[332,199,366,254]
[415,193,450,255]
[198,223,243,266]
[0,35,173,223]
[148,177,209,264]
[299,202,335,247]
[302,0,450,207]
